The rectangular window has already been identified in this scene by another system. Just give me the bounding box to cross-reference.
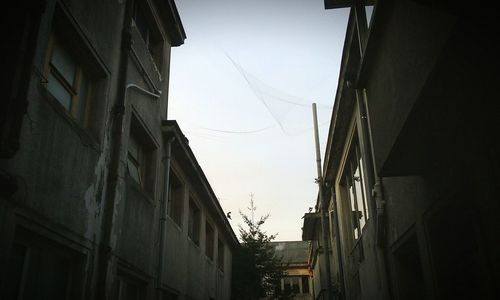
[116,272,146,300]
[168,171,183,227]
[43,4,110,143]
[4,227,84,299]
[343,138,370,240]
[188,198,201,245]
[133,1,163,68]
[127,134,143,187]
[217,238,225,271]
[127,114,156,196]
[45,33,91,125]
[205,221,215,260]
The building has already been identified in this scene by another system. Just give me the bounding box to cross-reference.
[304,1,499,300]
[161,121,239,299]
[0,0,238,299]
[271,241,313,299]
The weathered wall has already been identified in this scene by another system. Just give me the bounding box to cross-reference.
[364,0,456,174]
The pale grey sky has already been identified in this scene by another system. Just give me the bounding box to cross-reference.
[169,0,349,241]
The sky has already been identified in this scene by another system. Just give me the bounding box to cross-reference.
[169,0,349,241]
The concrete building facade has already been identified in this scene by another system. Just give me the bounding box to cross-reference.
[304,1,499,300]
[0,1,238,299]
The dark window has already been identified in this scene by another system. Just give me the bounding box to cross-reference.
[116,273,146,300]
[45,33,91,125]
[217,238,225,271]
[168,171,184,227]
[188,198,201,245]
[127,114,156,196]
[342,138,369,240]
[205,221,215,260]
[3,227,84,300]
[127,133,143,186]
[133,2,163,68]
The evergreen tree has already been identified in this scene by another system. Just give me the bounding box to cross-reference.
[231,195,286,300]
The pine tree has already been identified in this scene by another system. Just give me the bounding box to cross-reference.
[231,195,286,300]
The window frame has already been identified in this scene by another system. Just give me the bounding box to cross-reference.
[217,238,225,271]
[205,220,215,261]
[132,0,165,70]
[126,112,158,197]
[187,196,201,246]
[4,226,85,300]
[342,137,370,241]
[44,32,91,126]
[127,133,144,187]
[167,168,184,228]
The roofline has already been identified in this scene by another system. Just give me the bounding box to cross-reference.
[158,0,186,46]
[324,0,352,10]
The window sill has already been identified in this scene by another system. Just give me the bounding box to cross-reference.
[39,84,101,152]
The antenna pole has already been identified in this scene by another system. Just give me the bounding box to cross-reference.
[312,103,333,300]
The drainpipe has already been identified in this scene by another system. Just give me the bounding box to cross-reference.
[330,189,345,300]
[359,88,385,245]
[97,0,161,294]
[312,103,333,300]
[97,0,135,297]
[360,88,393,299]
[157,136,174,293]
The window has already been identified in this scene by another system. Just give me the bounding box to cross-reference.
[168,170,184,227]
[133,2,163,68]
[42,4,109,142]
[116,272,146,300]
[3,227,84,299]
[342,138,369,240]
[127,133,143,186]
[45,33,90,125]
[205,221,215,260]
[127,114,156,196]
[188,198,201,245]
[217,238,225,271]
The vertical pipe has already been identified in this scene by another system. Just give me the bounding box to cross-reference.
[360,88,394,300]
[330,189,346,300]
[157,137,175,292]
[312,103,333,300]
[97,0,134,298]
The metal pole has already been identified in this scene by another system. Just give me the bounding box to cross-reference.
[312,103,333,300]
[157,137,174,291]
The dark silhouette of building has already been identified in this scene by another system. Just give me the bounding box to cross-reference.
[303,1,499,299]
[0,1,238,299]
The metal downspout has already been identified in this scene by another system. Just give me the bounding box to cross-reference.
[360,88,393,300]
[157,137,174,292]
[97,0,135,296]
